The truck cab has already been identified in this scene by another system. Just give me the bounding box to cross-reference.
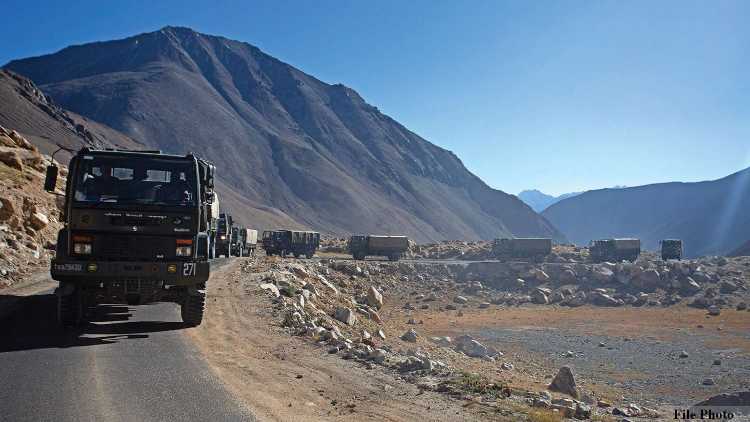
[45,148,215,326]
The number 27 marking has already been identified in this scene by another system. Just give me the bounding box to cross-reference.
[183,262,196,276]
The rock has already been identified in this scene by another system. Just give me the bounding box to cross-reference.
[692,391,750,410]
[560,268,577,283]
[719,280,739,294]
[713,359,721,365]
[454,335,494,358]
[0,150,23,171]
[634,269,661,292]
[368,348,387,364]
[376,329,386,340]
[716,256,729,266]
[259,283,280,298]
[366,286,383,309]
[400,328,418,343]
[289,264,309,278]
[501,362,513,370]
[548,366,578,398]
[535,270,550,282]
[430,336,452,347]
[702,378,715,386]
[679,350,689,358]
[575,403,592,419]
[445,304,457,310]
[316,274,339,295]
[28,212,49,230]
[453,295,468,304]
[478,302,490,309]
[592,265,614,282]
[333,307,356,325]
[0,197,15,222]
[682,277,702,295]
[737,302,748,311]
[590,291,622,307]
[707,305,721,316]
[531,288,549,305]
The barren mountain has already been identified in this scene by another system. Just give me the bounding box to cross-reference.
[542,169,750,257]
[517,189,582,212]
[0,70,142,157]
[5,26,563,242]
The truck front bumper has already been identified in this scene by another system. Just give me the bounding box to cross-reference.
[51,259,210,285]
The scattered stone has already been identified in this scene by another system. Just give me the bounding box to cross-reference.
[400,329,418,343]
[548,366,578,398]
[478,302,490,309]
[702,378,715,386]
[366,286,383,309]
[259,283,280,298]
[679,350,689,358]
[453,296,468,304]
[707,305,721,316]
[333,307,356,325]
[0,151,23,171]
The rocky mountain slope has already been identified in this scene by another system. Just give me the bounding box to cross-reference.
[0,70,142,158]
[517,189,582,213]
[5,26,563,242]
[0,126,63,288]
[542,169,750,257]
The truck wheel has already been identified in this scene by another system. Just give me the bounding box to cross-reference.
[58,285,84,327]
[294,252,301,258]
[181,290,205,327]
[305,253,313,259]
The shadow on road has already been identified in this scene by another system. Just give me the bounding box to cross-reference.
[0,294,187,353]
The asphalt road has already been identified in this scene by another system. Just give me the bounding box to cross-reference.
[0,259,255,422]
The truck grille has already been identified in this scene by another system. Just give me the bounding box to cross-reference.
[95,235,175,261]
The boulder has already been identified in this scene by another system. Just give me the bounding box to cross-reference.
[259,283,280,298]
[719,280,739,294]
[333,307,356,325]
[560,269,577,283]
[681,277,702,295]
[453,295,468,304]
[0,150,23,171]
[633,269,661,292]
[0,197,14,222]
[454,335,495,358]
[400,328,418,343]
[366,286,383,309]
[707,305,721,316]
[548,366,578,398]
[592,265,614,283]
[531,288,549,305]
[28,212,49,230]
[590,291,622,307]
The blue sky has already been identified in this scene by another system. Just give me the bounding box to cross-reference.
[2,0,748,196]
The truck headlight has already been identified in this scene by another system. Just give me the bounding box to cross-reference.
[220,235,226,240]
[73,242,92,255]
[176,246,192,256]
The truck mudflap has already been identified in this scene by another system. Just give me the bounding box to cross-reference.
[51,259,210,284]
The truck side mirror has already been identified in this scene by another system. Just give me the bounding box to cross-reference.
[44,165,59,192]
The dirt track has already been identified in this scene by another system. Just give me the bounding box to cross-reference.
[188,259,513,422]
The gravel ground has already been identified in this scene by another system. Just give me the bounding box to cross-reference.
[479,325,750,408]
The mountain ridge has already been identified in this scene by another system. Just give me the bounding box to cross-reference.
[5,26,564,242]
[542,168,750,257]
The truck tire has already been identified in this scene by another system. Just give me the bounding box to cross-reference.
[305,252,313,259]
[58,285,84,327]
[181,290,205,327]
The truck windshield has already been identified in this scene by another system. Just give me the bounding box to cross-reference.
[73,155,197,207]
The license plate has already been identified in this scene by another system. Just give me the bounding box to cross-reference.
[54,263,83,272]
[183,262,196,276]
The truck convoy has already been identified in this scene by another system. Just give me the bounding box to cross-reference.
[589,238,641,263]
[348,235,409,261]
[237,228,258,257]
[660,239,683,260]
[44,148,214,326]
[262,230,320,258]
[216,213,233,257]
[492,238,552,259]
[207,192,220,259]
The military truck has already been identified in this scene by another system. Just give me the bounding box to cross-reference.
[216,213,233,257]
[207,192,220,259]
[262,230,320,258]
[241,228,258,257]
[44,147,214,326]
[492,238,552,259]
[660,239,683,260]
[230,226,244,257]
[589,238,641,263]
[348,235,409,261]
